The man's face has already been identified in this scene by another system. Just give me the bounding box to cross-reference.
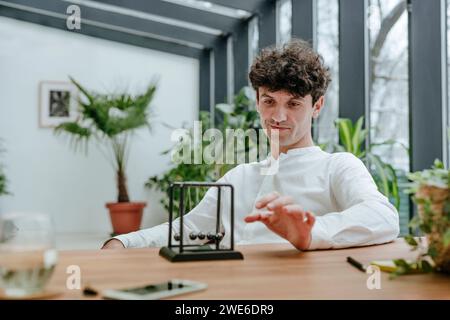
[256,87,323,151]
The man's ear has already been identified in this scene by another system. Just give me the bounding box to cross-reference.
[312,96,325,119]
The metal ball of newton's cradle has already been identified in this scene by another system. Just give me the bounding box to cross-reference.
[189,232,197,240]
[205,232,224,241]
[175,232,223,242]
[197,232,206,240]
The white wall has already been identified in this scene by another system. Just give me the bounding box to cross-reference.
[0,17,199,234]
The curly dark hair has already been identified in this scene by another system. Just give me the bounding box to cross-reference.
[249,38,331,104]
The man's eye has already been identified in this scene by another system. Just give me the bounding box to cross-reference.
[288,103,301,108]
[263,99,273,105]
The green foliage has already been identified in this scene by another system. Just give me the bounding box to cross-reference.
[0,140,9,196]
[325,116,402,210]
[395,160,450,275]
[406,159,449,193]
[54,77,156,202]
[146,87,260,216]
[389,257,434,279]
[0,169,7,196]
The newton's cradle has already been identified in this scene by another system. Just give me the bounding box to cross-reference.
[159,182,244,262]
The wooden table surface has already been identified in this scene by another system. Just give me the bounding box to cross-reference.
[45,238,450,300]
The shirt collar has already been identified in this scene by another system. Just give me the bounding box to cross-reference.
[279,146,322,158]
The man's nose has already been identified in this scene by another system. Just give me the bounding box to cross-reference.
[271,106,287,123]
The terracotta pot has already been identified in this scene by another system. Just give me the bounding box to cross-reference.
[106,202,146,235]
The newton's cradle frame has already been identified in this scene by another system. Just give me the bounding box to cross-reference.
[159,182,244,262]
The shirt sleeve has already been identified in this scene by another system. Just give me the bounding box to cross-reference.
[111,174,230,248]
[307,152,400,250]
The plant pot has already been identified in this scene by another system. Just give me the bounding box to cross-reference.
[106,202,146,235]
[415,185,450,273]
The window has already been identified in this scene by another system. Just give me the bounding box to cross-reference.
[368,0,409,235]
[248,16,259,70]
[315,0,339,145]
[276,0,292,45]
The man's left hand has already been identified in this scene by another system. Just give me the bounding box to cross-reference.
[244,192,315,250]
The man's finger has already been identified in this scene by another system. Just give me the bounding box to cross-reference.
[283,204,311,223]
[255,191,280,209]
[266,196,294,211]
[305,211,316,226]
[244,213,262,223]
[245,210,274,222]
[282,204,304,215]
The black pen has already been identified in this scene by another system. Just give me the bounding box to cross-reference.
[346,256,367,272]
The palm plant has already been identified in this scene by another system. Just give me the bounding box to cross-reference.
[328,116,402,209]
[55,77,156,203]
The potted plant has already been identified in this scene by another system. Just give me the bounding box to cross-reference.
[146,87,260,217]
[401,160,450,275]
[55,77,157,235]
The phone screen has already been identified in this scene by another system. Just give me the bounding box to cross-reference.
[119,281,186,295]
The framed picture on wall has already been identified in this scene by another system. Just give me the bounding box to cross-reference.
[39,81,79,128]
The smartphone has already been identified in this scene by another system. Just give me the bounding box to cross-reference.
[102,279,207,300]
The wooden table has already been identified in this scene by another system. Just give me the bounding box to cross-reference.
[46,238,450,299]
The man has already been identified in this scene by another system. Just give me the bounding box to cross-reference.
[103,39,399,250]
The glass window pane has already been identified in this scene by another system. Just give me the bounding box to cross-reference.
[277,0,292,45]
[248,16,259,69]
[315,0,339,145]
[368,0,409,235]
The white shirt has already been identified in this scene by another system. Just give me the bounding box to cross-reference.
[114,146,400,250]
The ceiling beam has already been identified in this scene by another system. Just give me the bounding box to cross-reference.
[95,0,240,34]
[2,0,222,48]
[205,0,269,13]
[0,4,205,58]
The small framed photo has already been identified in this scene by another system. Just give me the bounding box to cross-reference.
[39,81,79,128]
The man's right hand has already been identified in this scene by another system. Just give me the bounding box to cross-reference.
[101,239,125,249]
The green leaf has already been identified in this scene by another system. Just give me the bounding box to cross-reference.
[351,116,365,156]
[408,215,421,229]
[419,260,434,273]
[444,228,450,247]
[69,76,94,104]
[404,235,418,247]
[393,259,411,270]
[336,118,353,153]
[444,201,450,219]
[385,163,400,209]
[428,245,438,259]
[368,153,390,197]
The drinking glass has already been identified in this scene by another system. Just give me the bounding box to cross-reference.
[0,212,58,297]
